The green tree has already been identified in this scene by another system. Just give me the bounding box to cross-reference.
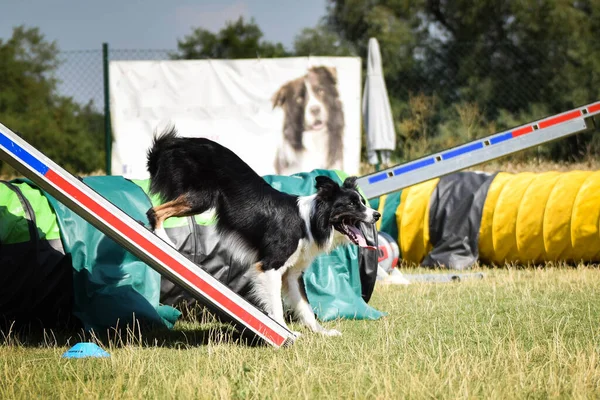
[326,0,426,95]
[173,17,290,59]
[323,0,600,161]
[293,23,356,56]
[0,26,104,175]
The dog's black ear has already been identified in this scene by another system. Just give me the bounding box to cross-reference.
[315,176,340,199]
[342,176,358,190]
[272,85,287,109]
[324,66,338,84]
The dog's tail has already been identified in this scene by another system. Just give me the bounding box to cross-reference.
[146,126,178,193]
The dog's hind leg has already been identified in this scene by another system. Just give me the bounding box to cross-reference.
[147,191,216,228]
[147,195,194,229]
[147,194,198,247]
[282,269,341,336]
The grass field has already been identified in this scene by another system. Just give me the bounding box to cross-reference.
[2,265,600,399]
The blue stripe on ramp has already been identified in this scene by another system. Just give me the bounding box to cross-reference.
[442,142,484,160]
[0,130,49,175]
[368,173,388,184]
[489,132,513,145]
[393,157,435,176]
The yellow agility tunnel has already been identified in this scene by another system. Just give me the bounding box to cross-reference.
[371,170,600,268]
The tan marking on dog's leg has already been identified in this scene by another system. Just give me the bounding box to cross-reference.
[255,262,264,273]
[153,195,193,229]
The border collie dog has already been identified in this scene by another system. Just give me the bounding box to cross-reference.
[272,66,345,175]
[146,128,379,336]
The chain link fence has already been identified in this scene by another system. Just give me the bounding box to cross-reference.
[54,48,173,174]
[55,44,600,171]
[57,48,173,112]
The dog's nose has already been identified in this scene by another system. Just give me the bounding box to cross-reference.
[310,105,321,116]
[373,211,381,221]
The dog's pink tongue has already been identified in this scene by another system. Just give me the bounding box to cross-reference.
[347,225,376,250]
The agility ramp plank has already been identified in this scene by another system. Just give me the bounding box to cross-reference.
[0,122,295,348]
[358,102,600,199]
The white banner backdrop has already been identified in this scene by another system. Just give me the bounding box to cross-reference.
[109,57,362,179]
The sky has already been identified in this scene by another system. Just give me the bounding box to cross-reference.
[0,0,328,107]
[0,0,328,50]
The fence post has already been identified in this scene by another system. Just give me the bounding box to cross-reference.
[102,43,112,175]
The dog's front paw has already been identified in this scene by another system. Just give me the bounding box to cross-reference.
[320,328,342,337]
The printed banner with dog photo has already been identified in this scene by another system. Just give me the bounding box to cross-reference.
[109,57,362,179]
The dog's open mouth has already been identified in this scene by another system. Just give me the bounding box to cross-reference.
[334,219,376,250]
[310,120,325,131]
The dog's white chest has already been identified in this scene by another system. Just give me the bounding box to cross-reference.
[302,129,329,154]
[299,129,337,171]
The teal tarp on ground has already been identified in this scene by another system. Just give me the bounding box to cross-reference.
[263,169,385,321]
[41,176,181,332]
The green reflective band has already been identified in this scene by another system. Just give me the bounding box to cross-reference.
[14,182,61,241]
[0,182,30,244]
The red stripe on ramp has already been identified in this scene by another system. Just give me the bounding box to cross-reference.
[588,103,600,113]
[511,126,534,137]
[538,110,582,129]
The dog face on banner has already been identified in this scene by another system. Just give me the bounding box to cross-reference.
[272,66,345,175]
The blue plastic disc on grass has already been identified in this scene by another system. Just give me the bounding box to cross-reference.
[62,342,110,359]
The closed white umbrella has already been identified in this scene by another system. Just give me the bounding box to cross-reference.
[362,37,396,166]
